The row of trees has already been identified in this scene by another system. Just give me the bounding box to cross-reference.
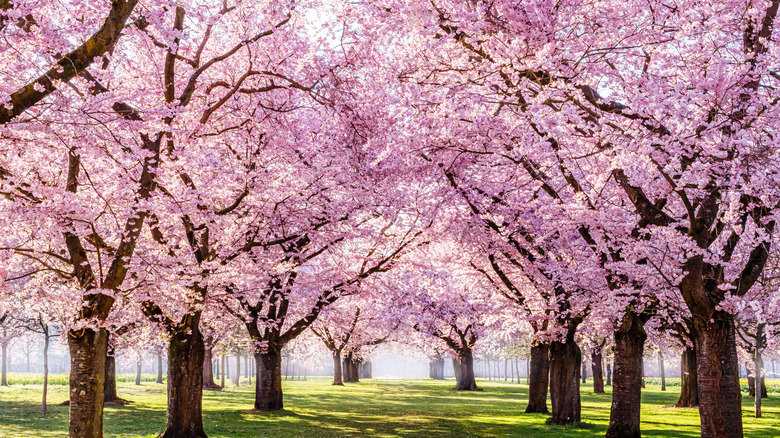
[2,1,780,437]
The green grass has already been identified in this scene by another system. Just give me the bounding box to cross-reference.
[1,376,779,437]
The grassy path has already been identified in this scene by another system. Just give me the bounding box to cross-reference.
[1,377,779,437]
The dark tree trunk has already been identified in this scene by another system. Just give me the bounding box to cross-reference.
[454,349,479,391]
[695,316,742,438]
[157,354,164,384]
[345,359,360,383]
[525,343,550,413]
[676,347,699,407]
[159,321,207,438]
[254,348,283,411]
[202,348,220,390]
[452,357,463,386]
[68,327,109,438]
[582,359,588,384]
[592,349,605,394]
[548,336,581,425]
[104,352,126,404]
[605,314,646,438]
[332,352,343,386]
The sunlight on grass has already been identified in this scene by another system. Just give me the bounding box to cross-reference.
[0,376,778,437]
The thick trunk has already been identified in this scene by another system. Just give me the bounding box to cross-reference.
[429,358,445,380]
[592,349,605,393]
[658,351,666,391]
[332,352,343,385]
[343,358,360,383]
[548,336,581,425]
[254,348,283,411]
[605,314,646,438]
[454,350,479,390]
[159,322,207,438]
[452,357,463,386]
[67,327,109,438]
[695,316,742,438]
[525,343,550,414]
[202,348,219,390]
[676,347,699,407]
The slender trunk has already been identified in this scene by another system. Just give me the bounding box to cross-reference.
[135,359,142,385]
[695,316,742,438]
[254,348,283,411]
[592,349,604,393]
[244,355,249,378]
[202,348,219,390]
[606,361,612,386]
[526,356,530,385]
[42,332,49,414]
[1,341,7,386]
[640,356,645,388]
[234,353,240,386]
[104,353,121,403]
[525,343,550,413]
[220,355,225,389]
[159,321,207,438]
[676,347,699,407]
[659,350,666,391]
[548,336,581,425]
[582,359,588,384]
[157,354,164,384]
[332,351,343,385]
[605,314,646,438]
[755,350,763,418]
[68,327,109,438]
[454,349,479,391]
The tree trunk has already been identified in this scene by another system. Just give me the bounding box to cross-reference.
[526,356,530,385]
[135,359,142,385]
[606,361,612,386]
[695,316,742,438]
[359,361,372,379]
[1,341,7,386]
[202,348,220,390]
[159,322,207,438]
[548,335,581,425]
[454,349,479,390]
[755,350,763,418]
[67,327,109,438]
[605,314,646,438]
[429,358,445,380]
[582,359,588,384]
[592,348,605,394]
[42,332,49,414]
[157,354,164,384]
[332,351,343,385]
[452,356,463,386]
[525,343,550,414]
[676,347,699,407]
[640,356,645,388]
[104,352,124,404]
[254,348,283,411]
[220,355,225,389]
[659,350,666,391]
[234,353,240,386]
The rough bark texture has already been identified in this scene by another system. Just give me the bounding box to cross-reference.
[202,348,220,390]
[332,352,344,386]
[605,314,646,438]
[525,343,550,414]
[454,350,479,391]
[68,328,109,438]
[592,349,605,394]
[429,358,445,380]
[159,321,207,438]
[695,317,742,438]
[254,348,283,411]
[676,347,699,407]
[548,337,581,425]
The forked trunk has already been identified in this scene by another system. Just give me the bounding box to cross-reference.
[254,348,283,411]
[525,343,549,413]
[332,351,343,386]
[592,349,605,394]
[605,313,646,438]
[695,315,742,438]
[548,336,581,425]
[68,327,109,438]
[676,347,698,407]
[159,321,207,438]
[454,349,479,391]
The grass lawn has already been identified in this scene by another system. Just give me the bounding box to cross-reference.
[1,376,779,437]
